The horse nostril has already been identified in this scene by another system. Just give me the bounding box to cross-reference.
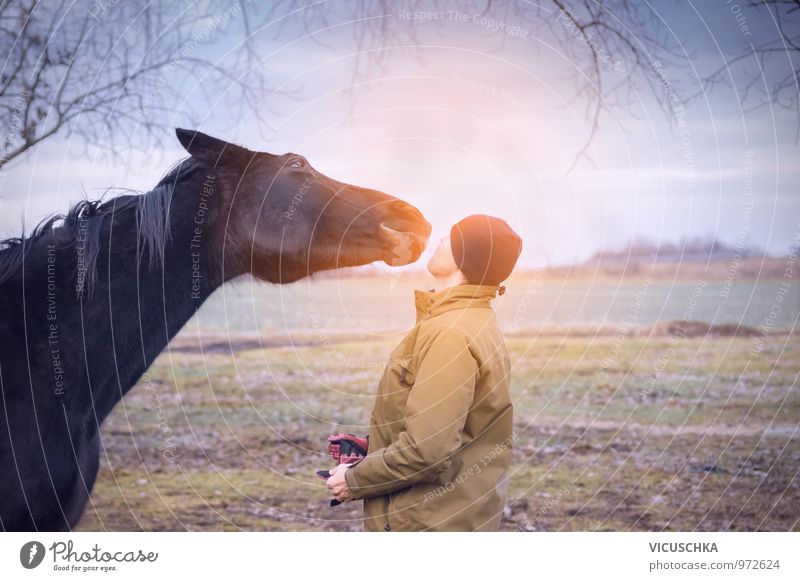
[390,200,422,221]
[385,201,431,239]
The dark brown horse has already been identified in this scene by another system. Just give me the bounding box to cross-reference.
[0,129,431,531]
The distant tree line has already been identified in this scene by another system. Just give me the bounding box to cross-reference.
[588,236,767,264]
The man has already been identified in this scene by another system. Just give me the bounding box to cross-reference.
[327,214,522,531]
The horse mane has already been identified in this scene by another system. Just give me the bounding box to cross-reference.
[0,157,204,298]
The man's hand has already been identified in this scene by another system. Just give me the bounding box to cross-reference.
[326,463,354,503]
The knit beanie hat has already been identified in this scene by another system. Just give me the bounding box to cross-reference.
[450,215,522,286]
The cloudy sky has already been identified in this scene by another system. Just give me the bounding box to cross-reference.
[2,1,798,266]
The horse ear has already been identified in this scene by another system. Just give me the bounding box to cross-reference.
[175,128,252,166]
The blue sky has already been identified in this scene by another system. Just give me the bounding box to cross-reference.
[1,1,798,266]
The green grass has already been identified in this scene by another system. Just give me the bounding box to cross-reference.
[184,276,800,334]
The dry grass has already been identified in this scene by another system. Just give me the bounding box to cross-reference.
[78,329,799,531]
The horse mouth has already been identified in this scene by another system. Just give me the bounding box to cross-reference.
[379,223,430,266]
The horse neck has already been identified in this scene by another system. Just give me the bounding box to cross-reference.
[84,181,231,420]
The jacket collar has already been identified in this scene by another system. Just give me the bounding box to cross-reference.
[414,284,499,323]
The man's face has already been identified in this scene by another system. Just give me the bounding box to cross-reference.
[427,236,460,277]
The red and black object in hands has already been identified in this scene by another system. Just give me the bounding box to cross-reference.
[321,434,368,507]
[327,433,369,464]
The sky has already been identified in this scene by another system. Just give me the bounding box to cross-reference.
[1,1,798,267]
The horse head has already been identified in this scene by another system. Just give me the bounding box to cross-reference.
[175,129,432,283]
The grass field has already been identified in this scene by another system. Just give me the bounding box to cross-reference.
[179,265,800,335]
[77,273,800,531]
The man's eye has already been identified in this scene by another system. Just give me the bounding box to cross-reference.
[289,157,305,168]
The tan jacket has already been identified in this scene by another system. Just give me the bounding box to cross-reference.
[345,284,514,531]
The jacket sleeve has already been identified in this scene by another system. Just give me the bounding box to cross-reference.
[345,330,478,499]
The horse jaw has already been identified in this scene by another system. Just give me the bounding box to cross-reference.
[379,223,429,266]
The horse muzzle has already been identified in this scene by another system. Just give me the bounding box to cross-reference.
[379,223,430,266]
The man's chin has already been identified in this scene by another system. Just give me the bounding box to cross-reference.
[427,264,449,278]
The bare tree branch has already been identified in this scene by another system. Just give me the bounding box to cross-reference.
[7,0,792,171]
[695,0,800,141]
[0,0,276,168]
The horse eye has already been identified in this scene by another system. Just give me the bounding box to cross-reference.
[289,157,305,168]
